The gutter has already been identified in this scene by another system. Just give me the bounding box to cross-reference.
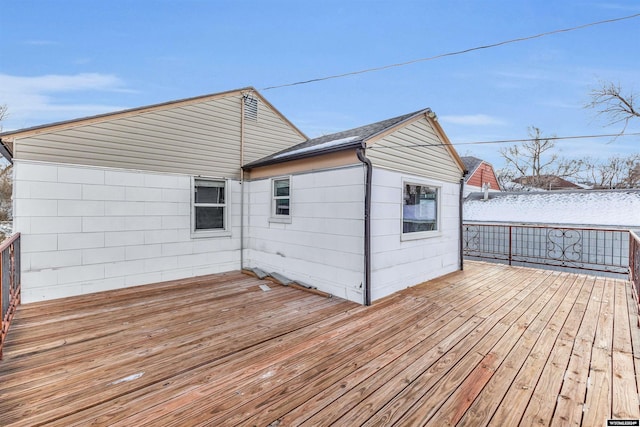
[239,94,246,271]
[356,146,372,306]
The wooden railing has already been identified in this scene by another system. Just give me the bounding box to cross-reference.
[0,233,21,360]
[630,231,640,326]
[462,223,629,276]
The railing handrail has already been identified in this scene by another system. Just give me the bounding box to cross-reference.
[0,232,21,253]
[463,221,630,233]
[462,223,631,275]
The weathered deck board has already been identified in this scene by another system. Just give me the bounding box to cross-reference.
[461,274,588,426]
[612,279,640,420]
[582,277,616,426]
[520,276,594,425]
[0,261,638,427]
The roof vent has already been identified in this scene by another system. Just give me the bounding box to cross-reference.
[243,95,258,121]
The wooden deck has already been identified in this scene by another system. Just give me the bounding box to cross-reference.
[1,261,639,426]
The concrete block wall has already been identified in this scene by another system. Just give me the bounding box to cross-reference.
[370,168,461,301]
[245,166,365,303]
[14,160,241,302]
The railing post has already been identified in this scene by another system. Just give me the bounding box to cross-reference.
[630,231,640,327]
[0,243,4,360]
[629,230,634,283]
[508,226,513,266]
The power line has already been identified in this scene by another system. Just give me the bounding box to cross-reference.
[369,131,640,150]
[261,13,640,91]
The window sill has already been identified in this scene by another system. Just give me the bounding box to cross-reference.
[401,231,442,241]
[190,229,232,239]
[269,216,292,224]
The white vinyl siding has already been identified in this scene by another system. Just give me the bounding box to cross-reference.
[366,117,462,183]
[14,160,241,302]
[245,166,365,303]
[242,98,306,165]
[370,168,460,301]
[15,93,305,179]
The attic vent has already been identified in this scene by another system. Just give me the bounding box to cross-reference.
[243,95,258,121]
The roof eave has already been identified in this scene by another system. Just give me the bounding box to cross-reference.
[0,86,302,140]
[243,141,362,170]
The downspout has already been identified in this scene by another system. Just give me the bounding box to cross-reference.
[356,146,372,306]
[459,176,465,271]
[239,95,246,271]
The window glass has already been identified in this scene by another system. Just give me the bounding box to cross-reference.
[195,206,225,230]
[194,179,226,231]
[195,182,224,203]
[403,184,438,233]
[272,178,290,217]
[273,179,290,197]
[275,199,290,216]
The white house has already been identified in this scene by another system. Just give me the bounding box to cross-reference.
[0,88,465,305]
[243,108,466,303]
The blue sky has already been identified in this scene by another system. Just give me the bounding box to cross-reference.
[1,0,639,168]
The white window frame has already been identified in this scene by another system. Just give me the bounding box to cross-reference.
[269,176,292,223]
[401,178,441,241]
[191,177,231,238]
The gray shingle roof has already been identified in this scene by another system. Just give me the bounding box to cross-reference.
[460,156,483,177]
[243,108,431,169]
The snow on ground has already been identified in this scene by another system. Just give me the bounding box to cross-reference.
[464,190,640,228]
[0,221,12,236]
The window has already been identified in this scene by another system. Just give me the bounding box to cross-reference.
[272,177,290,218]
[193,178,227,233]
[402,182,439,235]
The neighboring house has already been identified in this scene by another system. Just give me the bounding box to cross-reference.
[0,88,465,305]
[512,175,580,191]
[464,189,640,228]
[460,156,501,197]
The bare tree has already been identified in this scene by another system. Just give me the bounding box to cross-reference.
[0,105,10,240]
[0,165,11,221]
[499,126,582,189]
[0,104,7,132]
[621,155,640,188]
[580,154,640,189]
[587,81,639,133]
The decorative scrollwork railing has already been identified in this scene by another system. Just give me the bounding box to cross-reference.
[463,223,629,276]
